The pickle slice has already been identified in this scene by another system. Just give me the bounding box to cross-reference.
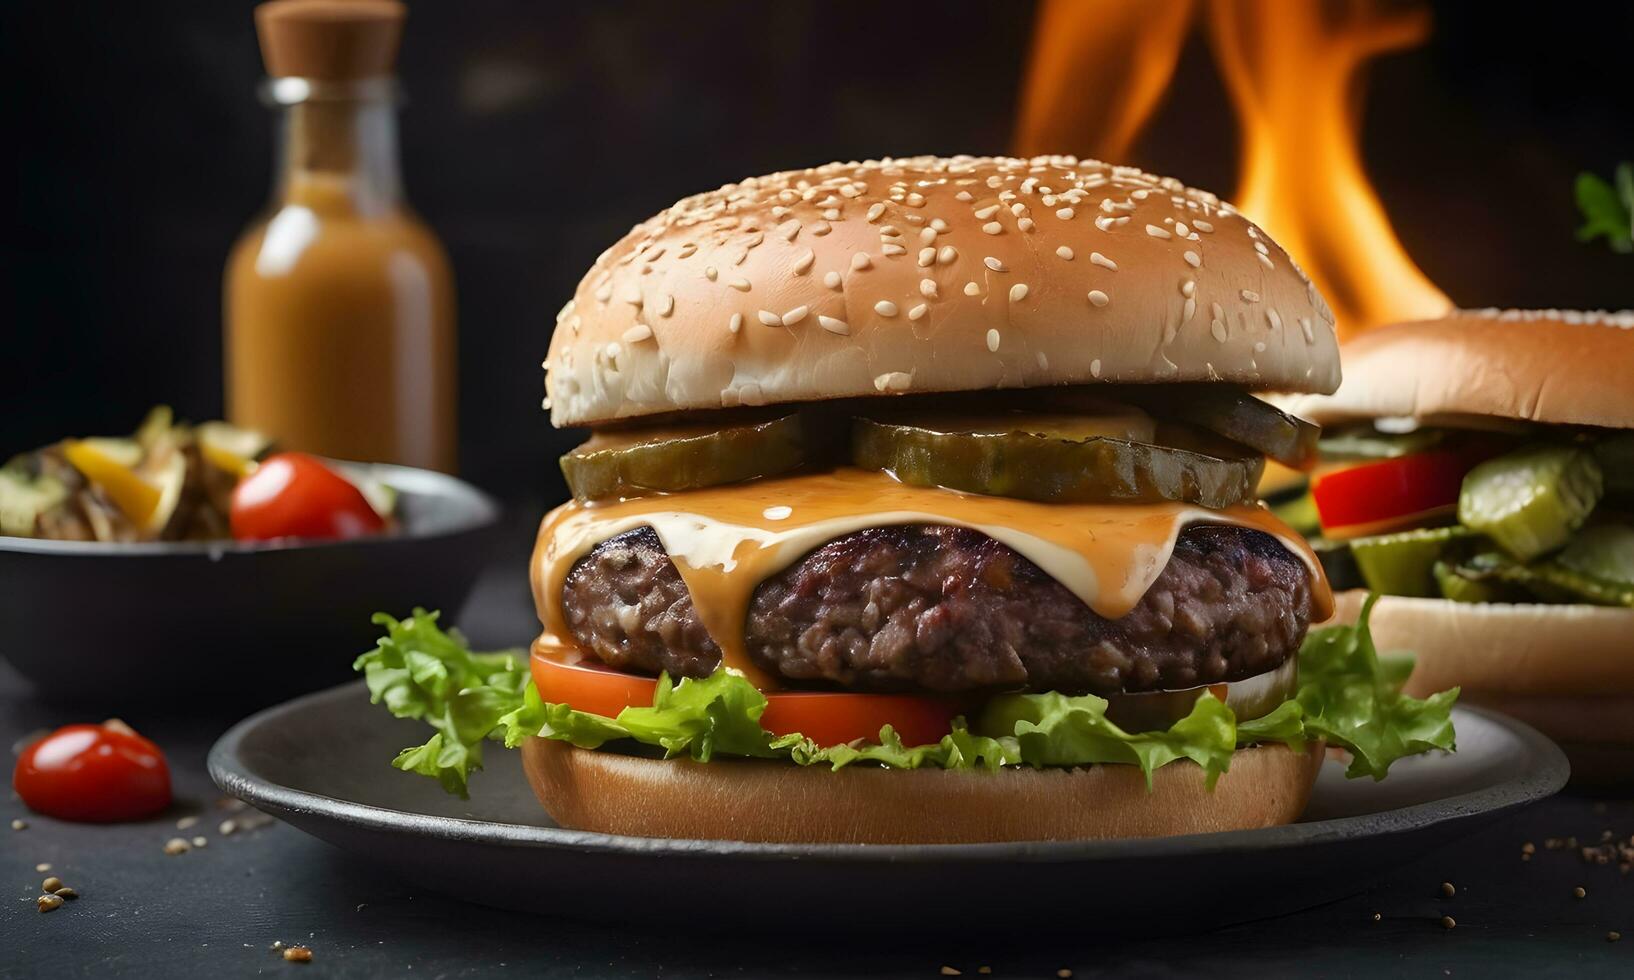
[1451,549,1634,607]
[1557,524,1634,586]
[852,415,1263,508]
[1349,525,1478,598]
[1457,445,1603,561]
[561,415,808,501]
[1125,385,1320,469]
[1317,425,1446,461]
[1432,560,1507,603]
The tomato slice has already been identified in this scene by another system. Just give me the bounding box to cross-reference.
[529,651,968,748]
[230,452,386,542]
[13,721,172,823]
[1312,446,1491,536]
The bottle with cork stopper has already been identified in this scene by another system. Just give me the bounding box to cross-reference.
[226,0,456,472]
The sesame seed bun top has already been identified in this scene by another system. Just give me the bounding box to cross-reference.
[545,155,1341,428]
[1285,309,1634,431]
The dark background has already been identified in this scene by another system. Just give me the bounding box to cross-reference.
[6,0,1631,510]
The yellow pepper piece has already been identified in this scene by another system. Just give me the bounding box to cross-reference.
[62,439,162,527]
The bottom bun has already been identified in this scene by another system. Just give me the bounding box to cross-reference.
[521,737,1323,844]
[1329,591,1634,787]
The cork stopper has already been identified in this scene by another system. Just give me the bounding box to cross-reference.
[255,1,406,81]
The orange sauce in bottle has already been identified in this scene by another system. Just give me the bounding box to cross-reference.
[226,2,455,471]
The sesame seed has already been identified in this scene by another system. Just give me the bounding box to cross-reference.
[622,324,653,343]
[1088,290,1109,307]
[793,248,816,275]
[1241,289,1261,302]
[656,293,675,316]
[918,247,936,267]
[1175,222,1191,237]
[931,218,950,232]
[823,270,842,289]
[1441,916,1456,930]
[1010,283,1029,302]
[704,267,718,282]
[984,256,1006,272]
[920,278,939,298]
[782,305,809,326]
[874,371,912,392]
[1211,320,1228,342]
[1018,218,1036,231]
[974,205,999,219]
[1090,252,1117,270]
[1299,316,1315,342]
[920,228,938,245]
[874,300,899,317]
[10,819,25,831]
[1056,208,1075,220]
[955,190,974,202]
[938,246,958,264]
[757,310,782,327]
[851,253,873,271]
[1095,216,1115,231]
[1212,301,1225,322]
[729,277,751,291]
[1056,246,1074,260]
[881,243,907,256]
[1181,279,1196,297]
[1183,251,1201,267]
[1146,224,1172,240]
[986,329,1000,352]
[1257,253,1275,269]
[1194,219,1214,232]
[817,315,849,335]
[908,303,929,320]
[963,281,981,296]
[982,222,1003,235]
[1267,308,1282,331]
[1010,203,1028,217]
[728,313,743,333]
[866,203,886,222]
[1183,297,1197,323]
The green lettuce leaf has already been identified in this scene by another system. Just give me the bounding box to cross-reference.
[359,594,1457,796]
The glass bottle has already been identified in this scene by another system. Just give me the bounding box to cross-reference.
[226,0,455,472]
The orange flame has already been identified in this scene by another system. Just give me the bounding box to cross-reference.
[1014,0,1451,337]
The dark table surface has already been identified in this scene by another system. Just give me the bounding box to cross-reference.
[4,566,1631,979]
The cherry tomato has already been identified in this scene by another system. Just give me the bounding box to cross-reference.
[530,651,968,748]
[13,722,172,823]
[1312,445,1495,536]
[230,452,385,542]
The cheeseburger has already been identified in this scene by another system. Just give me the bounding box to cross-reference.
[1286,309,1633,782]
[358,155,1456,843]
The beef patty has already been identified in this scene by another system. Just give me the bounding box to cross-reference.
[560,523,1313,695]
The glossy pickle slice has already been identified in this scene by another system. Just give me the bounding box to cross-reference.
[1348,525,1478,598]
[1128,385,1321,469]
[852,414,1264,508]
[561,415,810,502]
[1456,444,1603,561]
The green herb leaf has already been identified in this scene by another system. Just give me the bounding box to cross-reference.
[1576,165,1634,253]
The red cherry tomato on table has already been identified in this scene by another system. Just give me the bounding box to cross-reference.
[530,651,969,748]
[13,722,172,823]
[230,452,385,542]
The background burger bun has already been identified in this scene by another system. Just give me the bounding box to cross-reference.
[545,155,1341,428]
[522,736,1322,844]
[1329,590,1634,786]
[1285,309,1634,430]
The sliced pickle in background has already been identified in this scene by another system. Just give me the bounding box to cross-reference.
[1457,445,1603,560]
[1348,525,1479,598]
[561,414,809,501]
[1432,560,1508,603]
[1557,524,1634,586]
[851,415,1263,508]
[1316,425,1447,461]
[1451,549,1633,607]
[1124,385,1320,469]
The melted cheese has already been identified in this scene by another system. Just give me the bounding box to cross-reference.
[532,468,1333,690]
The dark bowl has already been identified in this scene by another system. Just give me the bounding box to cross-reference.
[0,462,503,707]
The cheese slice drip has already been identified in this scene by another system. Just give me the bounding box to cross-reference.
[532,468,1333,690]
